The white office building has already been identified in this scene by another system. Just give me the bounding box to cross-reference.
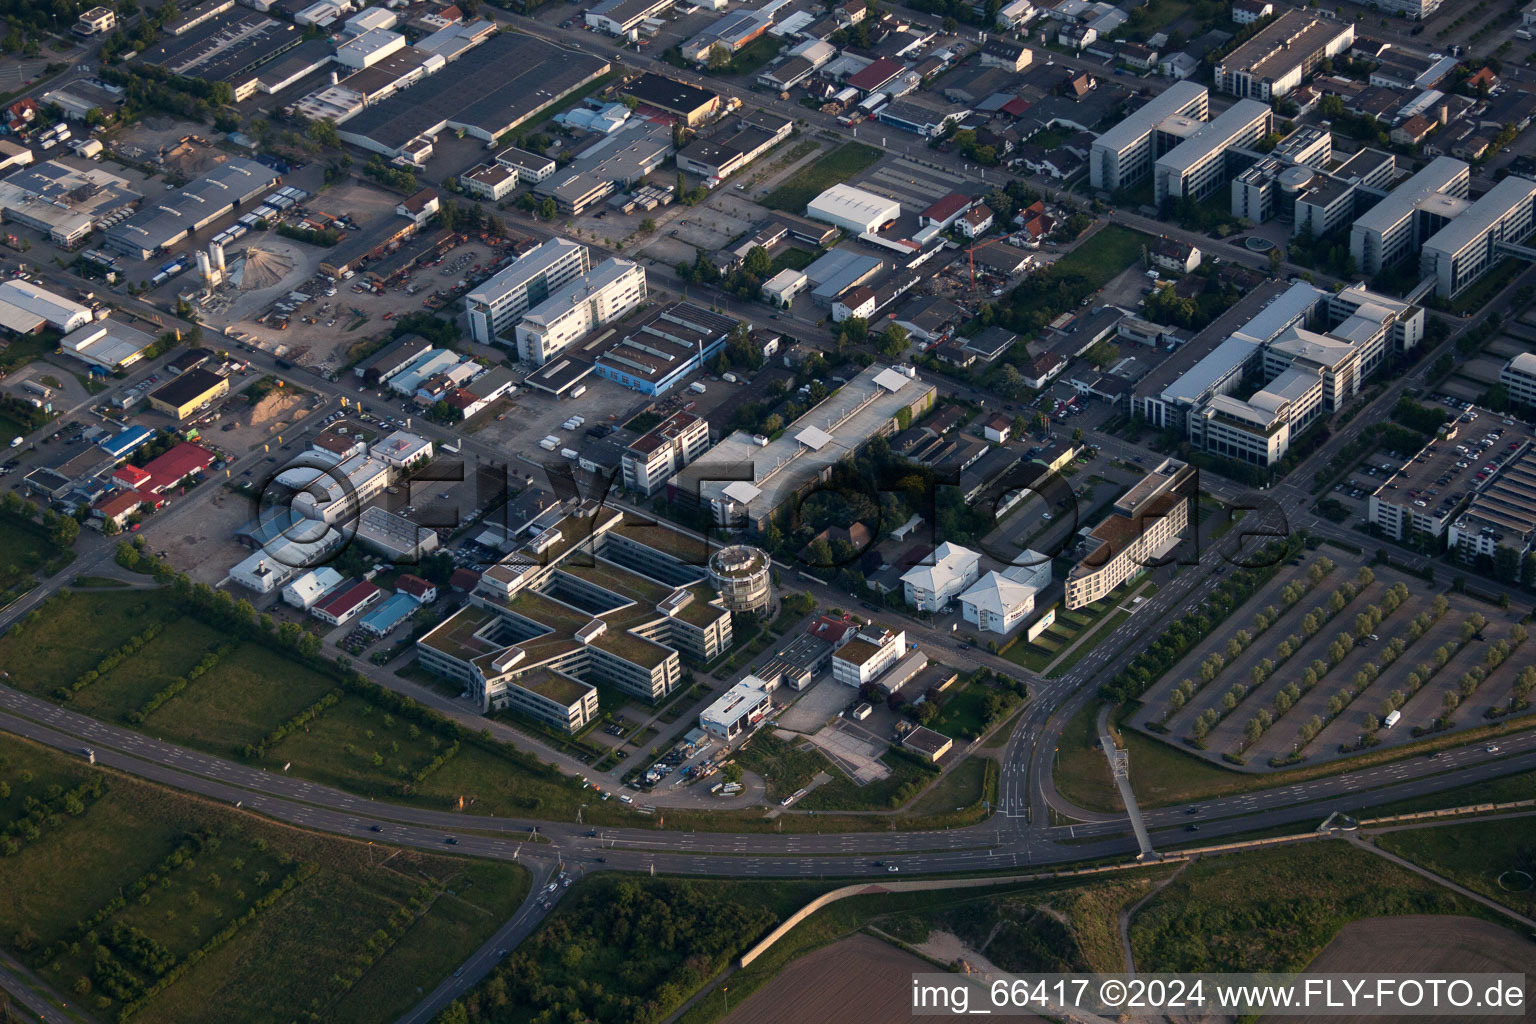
[959,565,1044,635]
[465,238,591,346]
[1501,352,1536,410]
[514,258,646,365]
[1153,99,1271,204]
[1349,156,1470,276]
[831,624,907,686]
[1418,174,1536,300]
[1089,80,1209,193]
[900,541,981,612]
[699,676,774,742]
[281,567,345,609]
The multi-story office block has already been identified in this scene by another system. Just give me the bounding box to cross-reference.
[1137,281,1423,467]
[1418,174,1536,300]
[1153,99,1271,204]
[1350,156,1470,275]
[513,258,647,365]
[1089,80,1208,192]
[1501,352,1536,410]
[1215,9,1354,100]
[416,502,735,730]
[621,410,711,497]
[464,238,590,346]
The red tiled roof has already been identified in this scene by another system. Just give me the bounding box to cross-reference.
[449,567,481,591]
[112,464,152,489]
[807,615,858,644]
[93,491,145,518]
[315,580,379,618]
[396,573,434,598]
[847,58,903,92]
[921,192,971,223]
[135,442,215,493]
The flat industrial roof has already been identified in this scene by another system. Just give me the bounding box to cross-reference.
[678,363,936,520]
[341,33,609,151]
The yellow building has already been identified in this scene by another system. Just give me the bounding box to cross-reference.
[148,367,229,420]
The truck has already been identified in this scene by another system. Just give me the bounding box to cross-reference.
[570,384,587,399]
[538,436,559,451]
[689,381,707,394]
[1383,709,1401,729]
[721,372,737,383]
[560,447,579,460]
[9,436,22,448]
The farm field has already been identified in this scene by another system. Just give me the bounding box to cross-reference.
[0,731,528,1024]
[0,587,604,824]
[1293,914,1536,1024]
[723,933,1046,1024]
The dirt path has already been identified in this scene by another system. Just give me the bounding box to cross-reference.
[1117,858,1191,974]
[1348,834,1536,929]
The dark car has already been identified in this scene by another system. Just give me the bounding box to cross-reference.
[444,836,459,845]
[1186,824,1200,832]
[369,825,383,832]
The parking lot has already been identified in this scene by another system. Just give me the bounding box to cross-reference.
[1134,556,1529,770]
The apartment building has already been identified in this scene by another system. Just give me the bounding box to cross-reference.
[464,238,591,346]
[416,502,735,730]
[1089,79,1209,192]
[513,258,647,365]
[621,410,711,497]
[1214,9,1354,100]
[1500,352,1536,410]
[1066,457,1194,608]
[1153,99,1271,204]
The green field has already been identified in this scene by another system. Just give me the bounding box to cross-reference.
[0,590,182,695]
[0,514,72,591]
[760,143,883,213]
[70,618,228,722]
[146,643,340,756]
[928,681,1009,740]
[798,747,939,812]
[0,731,528,1024]
[734,731,827,799]
[1378,817,1536,920]
[1051,224,1152,292]
[905,756,993,816]
[0,589,601,824]
[1052,701,1118,813]
[1129,840,1491,972]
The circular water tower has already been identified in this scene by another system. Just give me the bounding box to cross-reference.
[707,545,773,615]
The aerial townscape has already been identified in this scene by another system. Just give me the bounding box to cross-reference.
[3,0,1536,1019]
